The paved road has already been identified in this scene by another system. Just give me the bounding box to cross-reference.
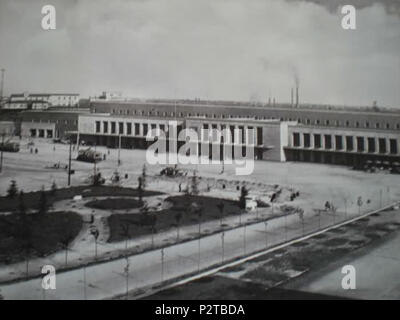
[0,200,383,300]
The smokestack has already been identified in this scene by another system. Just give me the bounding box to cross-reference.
[291,88,294,107]
[268,97,271,106]
[296,86,299,107]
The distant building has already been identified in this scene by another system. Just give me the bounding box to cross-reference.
[0,121,17,135]
[96,91,123,101]
[78,99,400,166]
[20,109,89,139]
[3,93,80,110]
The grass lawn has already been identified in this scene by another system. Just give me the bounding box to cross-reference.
[108,195,244,242]
[85,198,143,210]
[0,211,83,264]
[0,185,162,213]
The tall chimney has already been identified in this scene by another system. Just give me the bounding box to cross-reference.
[296,86,299,107]
[291,88,294,107]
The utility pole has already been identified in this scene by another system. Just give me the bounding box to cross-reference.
[264,221,268,248]
[243,225,246,255]
[0,133,4,173]
[221,232,225,263]
[83,266,87,300]
[0,68,5,102]
[198,236,201,272]
[118,134,121,166]
[161,248,165,282]
[93,143,97,177]
[68,136,72,186]
[124,257,130,299]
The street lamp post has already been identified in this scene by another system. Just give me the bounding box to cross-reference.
[67,136,72,186]
[83,266,87,300]
[161,248,165,282]
[0,133,4,173]
[243,225,246,254]
[124,257,130,299]
[221,232,225,263]
[264,221,268,248]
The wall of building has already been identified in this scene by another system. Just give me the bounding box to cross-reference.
[0,121,17,135]
[20,110,86,139]
[286,125,400,165]
[90,101,400,132]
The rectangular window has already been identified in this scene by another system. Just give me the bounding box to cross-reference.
[95,121,101,133]
[143,123,148,136]
[134,123,140,135]
[119,122,124,135]
[324,135,332,149]
[126,123,132,135]
[103,121,108,133]
[293,133,300,147]
[303,133,310,148]
[378,138,386,154]
[335,135,343,150]
[390,139,398,154]
[111,122,116,134]
[346,136,353,151]
[357,137,364,152]
[314,134,321,148]
[230,126,235,143]
[257,127,263,145]
[368,137,376,153]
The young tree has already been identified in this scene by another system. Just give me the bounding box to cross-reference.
[239,186,248,209]
[60,234,74,266]
[37,186,48,216]
[190,171,199,195]
[120,222,130,251]
[7,180,18,198]
[50,180,57,196]
[137,176,143,203]
[17,190,26,218]
[141,164,147,189]
[92,172,103,186]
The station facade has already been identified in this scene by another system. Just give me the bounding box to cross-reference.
[3,98,400,166]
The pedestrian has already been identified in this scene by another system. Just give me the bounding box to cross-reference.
[179,183,182,192]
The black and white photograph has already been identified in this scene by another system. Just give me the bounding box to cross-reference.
[0,0,400,305]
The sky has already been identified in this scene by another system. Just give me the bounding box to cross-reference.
[0,0,399,108]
